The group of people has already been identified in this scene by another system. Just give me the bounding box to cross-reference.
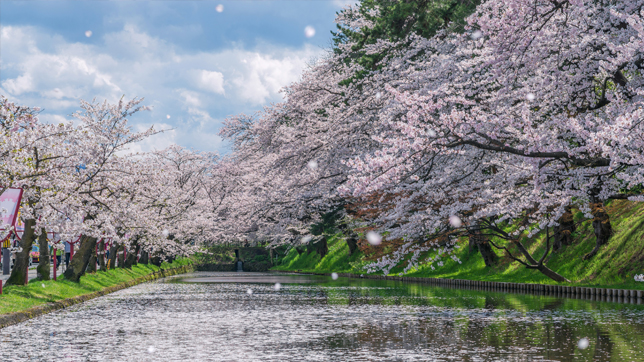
[50,241,73,270]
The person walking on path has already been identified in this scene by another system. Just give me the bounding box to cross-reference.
[51,246,62,269]
[64,241,71,268]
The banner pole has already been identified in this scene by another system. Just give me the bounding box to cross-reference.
[53,247,57,281]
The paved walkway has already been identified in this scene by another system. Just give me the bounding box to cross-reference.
[1,265,67,284]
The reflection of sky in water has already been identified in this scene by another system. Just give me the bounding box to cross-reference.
[2,272,644,361]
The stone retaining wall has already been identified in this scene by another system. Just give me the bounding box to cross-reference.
[195,262,272,272]
[195,263,237,272]
[271,270,644,303]
[241,262,272,272]
[0,265,193,329]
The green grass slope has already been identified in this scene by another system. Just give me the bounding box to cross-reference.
[0,258,191,315]
[272,233,367,274]
[273,200,644,289]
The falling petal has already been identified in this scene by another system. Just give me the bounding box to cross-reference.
[304,26,316,38]
[526,93,536,101]
[247,288,253,295]
[166,115,171,119]
[85,30,92,38]
[307,160,318,170]
[366,231,382,246]
[274,283,281,291]
[471,30,482,40]
[331,272,338,280]
[148,346,156,353]
[578,338,589,350]
[215,4,224,12]
[449,215,462,228]
[302,235,312,244]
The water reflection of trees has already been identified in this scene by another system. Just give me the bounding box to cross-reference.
[312,280,644,360]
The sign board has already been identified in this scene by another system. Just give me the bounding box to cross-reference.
[0,188,23,244]
[0,188,22,230]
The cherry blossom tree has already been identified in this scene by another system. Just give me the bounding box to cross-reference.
[342,0,644,280]
[219,0,643,282]
[4,0,641,285]
[1,95,212,283]
[214,2,479,253]
[0,96,80,285]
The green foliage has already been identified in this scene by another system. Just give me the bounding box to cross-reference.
[272,233,367,273]
[310,207,344,236]
[238,247,269,262]
[252,254,269,263]
[274,201,644,290]
[390,201,644,289]
[192,246,236,264]
[273,244,291,266]
[332,0,480,79]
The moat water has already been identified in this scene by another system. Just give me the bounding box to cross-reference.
[2,272,644,361]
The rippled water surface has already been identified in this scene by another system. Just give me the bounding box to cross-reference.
[3,272,644,361]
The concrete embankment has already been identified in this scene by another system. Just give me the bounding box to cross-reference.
[271,270,644,303]
[0,265,193,329]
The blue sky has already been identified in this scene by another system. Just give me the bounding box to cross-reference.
[0,0,352,153]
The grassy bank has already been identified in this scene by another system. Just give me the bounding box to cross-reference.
[272,233,366,274]
[0,258,192,315]
[273,200,644,290]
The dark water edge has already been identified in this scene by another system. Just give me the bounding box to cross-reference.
[2,272,643,361]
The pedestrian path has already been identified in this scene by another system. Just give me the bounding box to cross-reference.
[0,265,65,283]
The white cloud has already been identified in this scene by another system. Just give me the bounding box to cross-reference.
[121,123,177,155]
[231,48,320,104]
[37,113,69,125]
[1,26,123,105]
[196,70,225,95]
[178,89,202,107]
[0,24,324,152]
[2,74,33,95]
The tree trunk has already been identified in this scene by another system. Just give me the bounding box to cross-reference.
[478,241,498,267]
[133,244,140,266]
[338,221,358,255]
[86,245,97,273]
[486,221,570,282]
[307,236,328,258]
[553,206,576,252]
[345,236,358,255]
[139,249,149,264]
[5,219,37,286]
[124,248,136,269]
[150,255,162,267]
[469,223,498,267]
[98,240,107,272]
[117,245,125,268]
[36,227,50,280]
[108,244,118,270]
[583,202,612,260]
[535,264,569,282]
[513,239,571,282]
[63,235,97,282]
